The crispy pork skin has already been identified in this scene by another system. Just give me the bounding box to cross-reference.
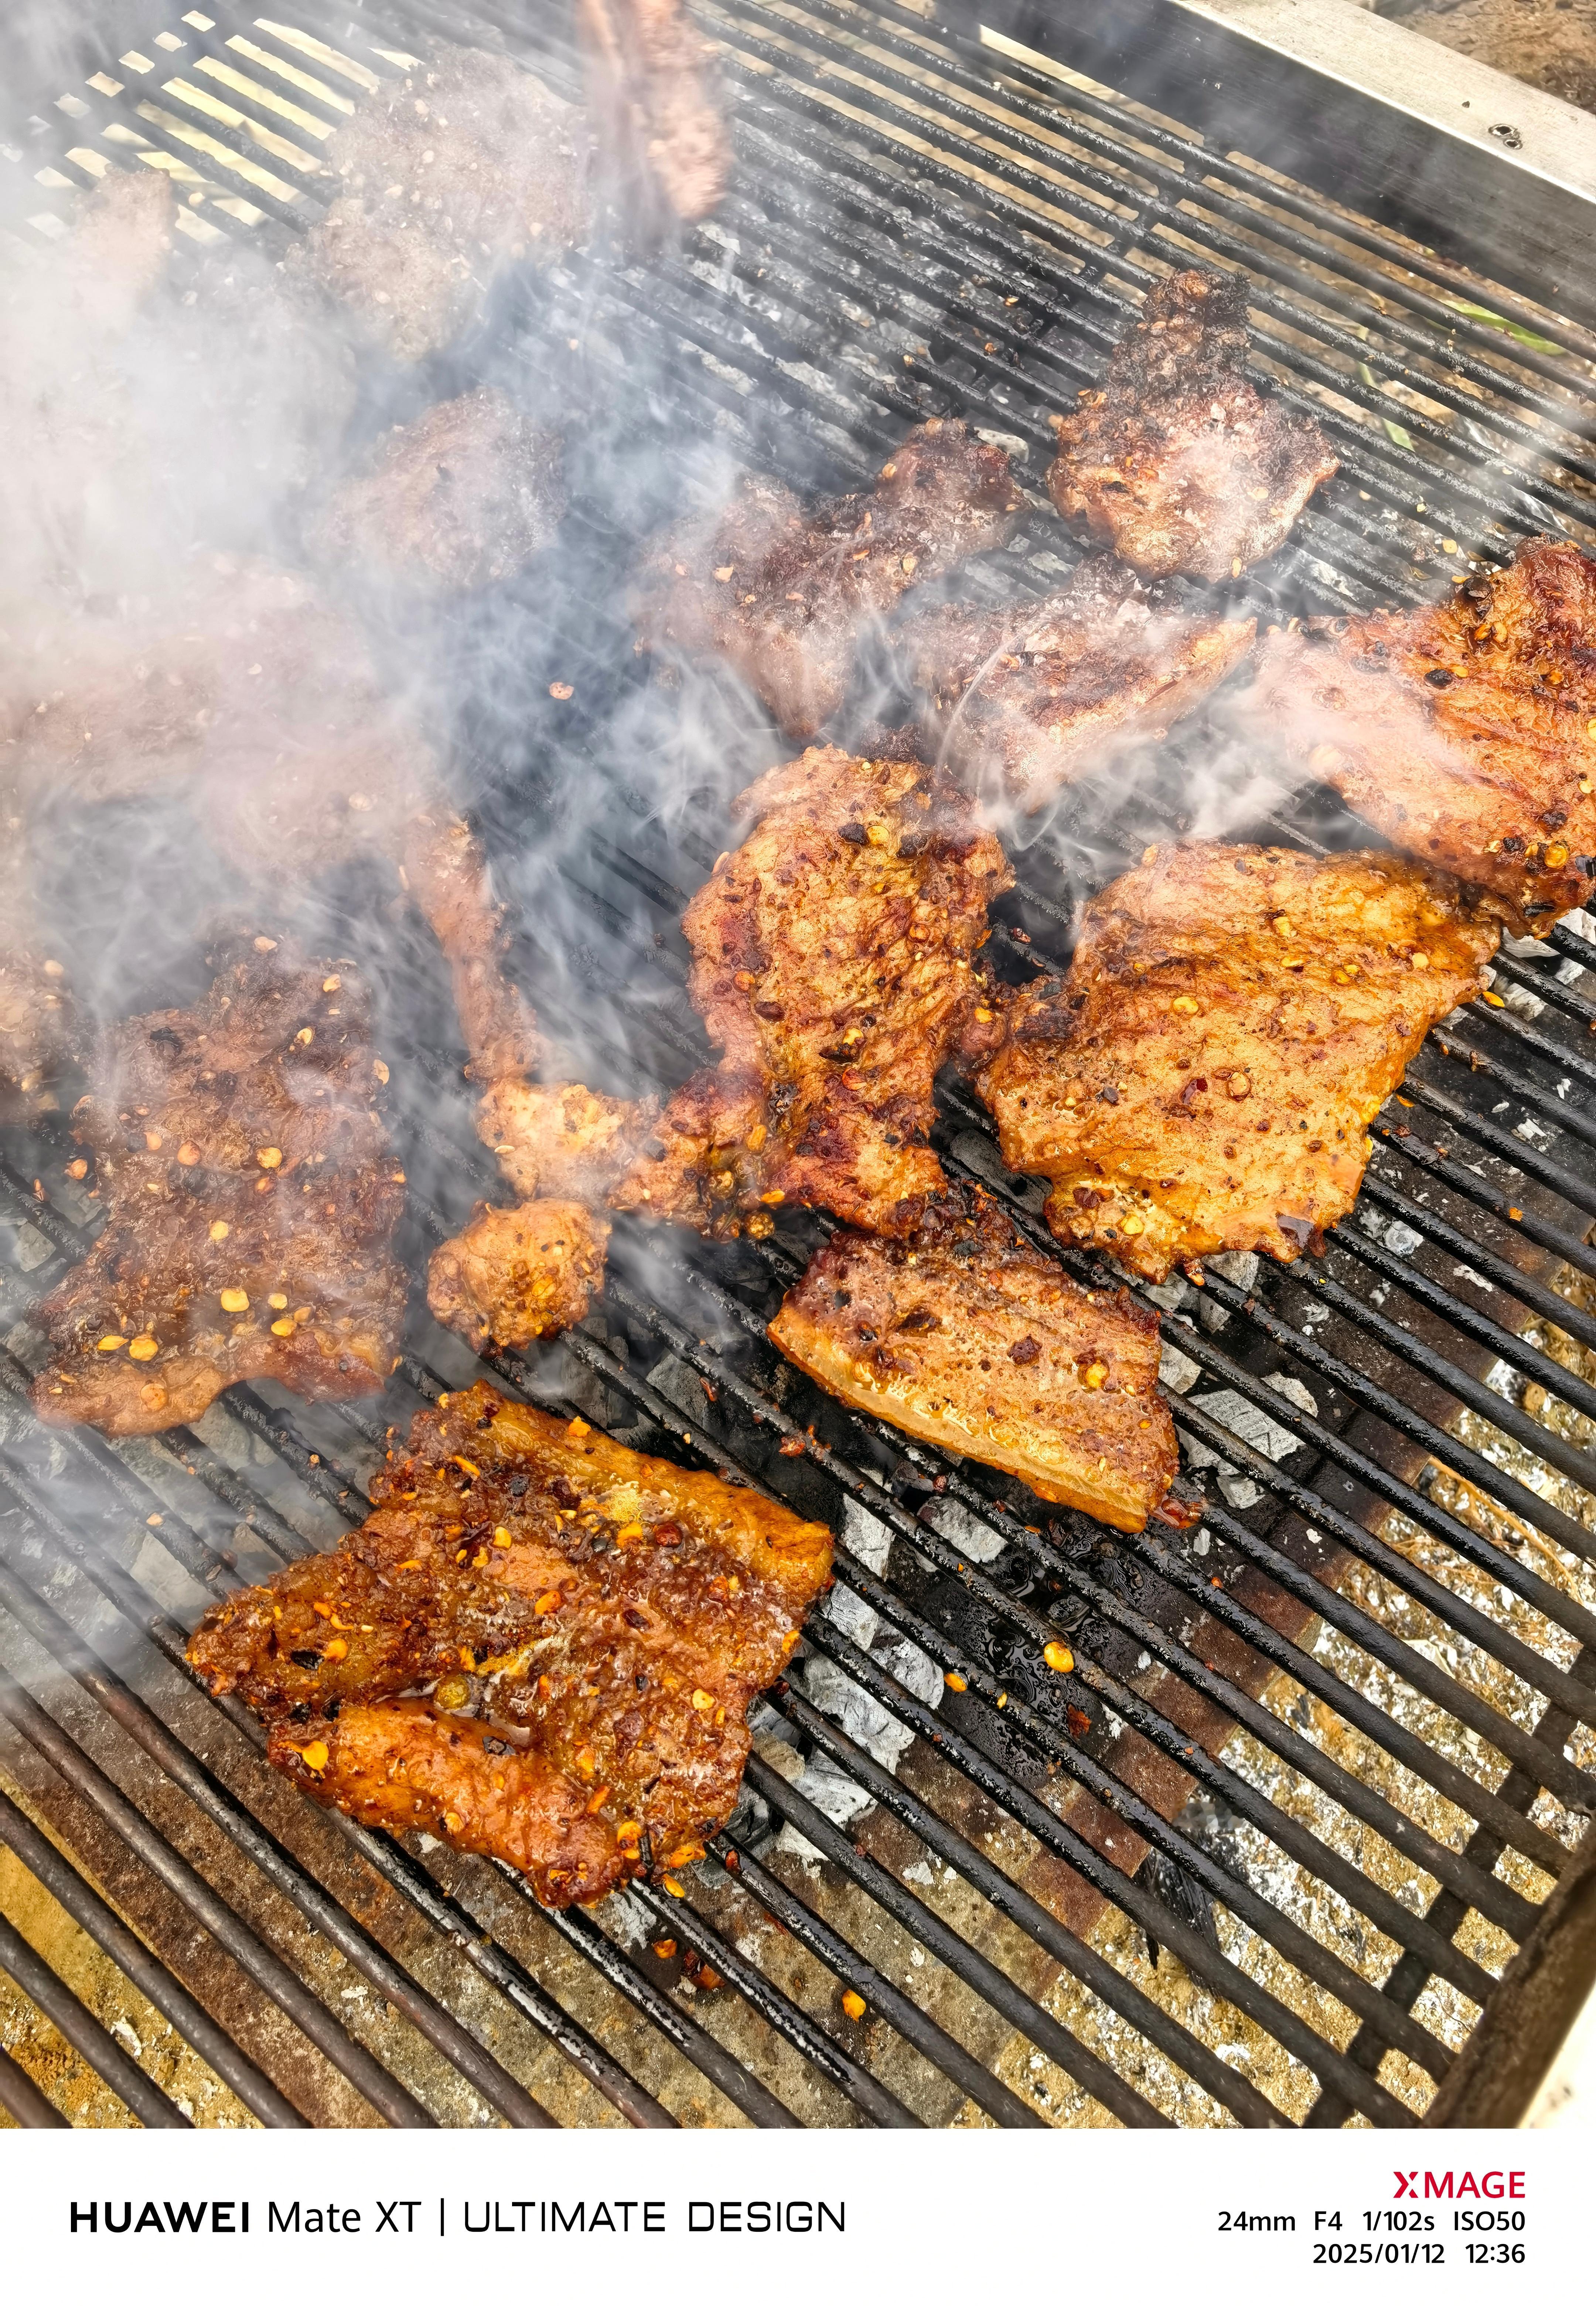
[632,421,1024,738]
[611,747,1012,1237]
[31,939,407,1437]
[902,557,1255,807]
[1047,271,1337,584]
[188,1383,833,1908]
[308,388,565,595]
[295,45,591,362]
[1245,539,1596,927]
[979,844,1500,1282]
[427,1200,610,1350]
[770,1183,1174,1527]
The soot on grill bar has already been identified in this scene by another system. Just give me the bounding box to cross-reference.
[0,0,1593,2148]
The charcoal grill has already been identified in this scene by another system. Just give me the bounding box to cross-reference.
[2,0,1596,2131]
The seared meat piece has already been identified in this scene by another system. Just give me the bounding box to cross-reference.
[632,421,1024,738]
[902,557,1255,808]
[577,0,730,227]
[428,1200,610,1351]
[1245,539,1596,927]
[294,45,591,363]
[30,939,407,1437]
[979,844,1499,1282]
[1047,271,1337,583]
[770,1183,1175,1528]
[611,747,1012,1237]
[188,1382,832,1908]
[477,1078,658,1203]
[308,389,565,596]
[0,935,79,1125]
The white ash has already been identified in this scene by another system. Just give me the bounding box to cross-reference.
[1181,1384,1304,1511]
[1159,1339,1203,1394]
[1207,1251,1260,1290]
[920,1491,1006,1564]
[802,1652,914,1772]
[1264,1370,1318,1420]
[1146,1273,1192,1314]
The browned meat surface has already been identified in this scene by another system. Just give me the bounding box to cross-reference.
[612,747,1012,1237]
[0,935,80,1125]
[979,844,1500,1282]
[30,939,407,1438]
[901,557,1255,809]
[632,422,1024,738]
[58,167,174,330]
[476,1078,658,1202]
[1047,271,1337,584]
[0,561,536,1089]
[577,0,730,227]
[188,1383,832,1908]
[770,1183,1174,1527]
[308,388,565,595]
[428,1200,610,1351]
[1245,539,1596,928]
[294,44,591,363]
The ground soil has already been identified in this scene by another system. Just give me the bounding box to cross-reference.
[1382,0,1596,113]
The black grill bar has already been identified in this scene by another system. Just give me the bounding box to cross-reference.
[0,2042,69,2129]
[0,1788,307,2128]
[0,1906,191,2129]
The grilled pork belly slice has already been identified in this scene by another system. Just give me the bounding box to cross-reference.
[770,1184,1174,1528]
[611,747,1012,1238]
[631,421,1023,738]
[901,557,1255,807]
[577,0,731,228]
[295,44,591,363]
[1047,270,1337,584]
[979,844,1500,1283]
[427,1200,611,1351]
[1246,539,1596,927]
[477,1078,659,1203]
[188,1382,832,1909]
[31,938,407,1437]
[308,388,565,596]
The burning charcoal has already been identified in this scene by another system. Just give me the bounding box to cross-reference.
[1245,537,1596,927]
[1047,269,1337,583]
[979,842,1500,1281]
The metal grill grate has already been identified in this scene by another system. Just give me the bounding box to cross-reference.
[1,0,1595,2130]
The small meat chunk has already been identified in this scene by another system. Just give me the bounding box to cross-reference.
[901,557,1255,808]
[428,1200,610,1351]
[611,747,1012,1237]
[1245,538,1596,928]
[294,44,591,362]
[31,939,407,1437]
[0,921,79,1125]
[577,0,730,227]
[308,388,565,595]
[632,421,1023,737]
[770,1183,1174,1528]
[476,1078,657,1202]
[979,844,1500,1281]
[188,1382,832,1908]
[1047,271,1337,583]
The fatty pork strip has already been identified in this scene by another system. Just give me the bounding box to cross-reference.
[307,388,566,597]
[610,747,1012,1239]
[901,557,1255,809]
[1244,538,1596,928]
[770,1183,1176,1529]
[631,421,1024,739]
[979,844,1500,1283]
[1047,270,1338,584]
[576,0,731,227]
[291,44,592,363]
[188,1382,832,1909]
[31,938,407,1438]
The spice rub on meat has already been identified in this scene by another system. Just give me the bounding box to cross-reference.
[979,844,1500,1282]
[427,1200,611,1352]
[294,44,591,363]
[476,1078,658,1204]
[577,0,730,228]
[901,557,1255,809]
[631,421,1024,739]
[308,388,565,596]
[770,1183,1174,1528]
[188,1383,832,1909]
[611,747,1012,1238]
[1047,271,1337,584]
[1245,539,1596,928]
[30,939,407,1438]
